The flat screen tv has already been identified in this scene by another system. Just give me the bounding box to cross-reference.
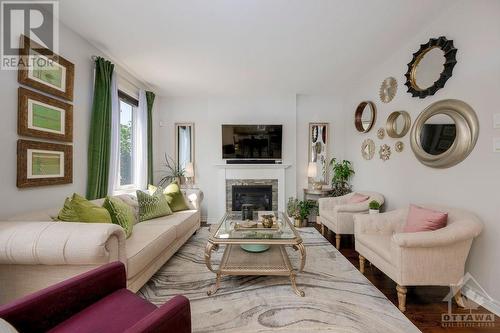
[222,125,282,160]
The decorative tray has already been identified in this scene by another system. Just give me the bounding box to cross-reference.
[235,220,279,231]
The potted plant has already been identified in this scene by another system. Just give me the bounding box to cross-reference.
[369,200,381,214]
[159,154,185,187]
[329,158,355,197]
[293,200,317,228]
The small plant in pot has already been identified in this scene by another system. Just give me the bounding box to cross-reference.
[329,158,355,197]
[287,197,299,219]
[293,200,317,228]
[369,200,381,214]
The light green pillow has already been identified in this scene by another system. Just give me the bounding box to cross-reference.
[137,187,172,222]
[58,193,112,223]
[103,197,134,238]
[163,183,190,212]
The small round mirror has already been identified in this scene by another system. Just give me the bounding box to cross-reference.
[414,48,446,90]
[355,101,376,133]
[420,114,456,155]
[386,111,411,138]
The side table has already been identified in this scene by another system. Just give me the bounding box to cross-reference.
[303,188,332,224]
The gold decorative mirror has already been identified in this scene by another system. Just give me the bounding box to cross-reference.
[386,111,411,138]
[354,101,376,133]
[395,141,404,153]
[308,123,329,184]
[410,99,479,168]
[404,36,457,98]
[379,144,391,161]
[361,139,375,160]
[377,127,385,140]
[175,123,195,178]
[379,77,397,103]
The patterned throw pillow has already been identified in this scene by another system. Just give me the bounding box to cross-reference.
[103,196,135,238]
[136,187,172,222]
[58,194,112,223]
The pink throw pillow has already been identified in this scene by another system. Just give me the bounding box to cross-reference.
[403,204,448,233]
[348,193,370,204]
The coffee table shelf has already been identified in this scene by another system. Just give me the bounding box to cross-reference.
[205,211,306,297]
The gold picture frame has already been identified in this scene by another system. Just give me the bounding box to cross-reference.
[18,87,73,142]
[18,35,75,101]
[17,139,73,188]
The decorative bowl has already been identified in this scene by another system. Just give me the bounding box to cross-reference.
[261,214,274,228]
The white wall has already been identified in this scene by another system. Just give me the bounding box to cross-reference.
[154,94,346,222]
[0,20,146,219]
[343,1,500,301]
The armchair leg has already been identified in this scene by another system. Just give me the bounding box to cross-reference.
[396,285,407,312]
[359,255,365,274]
[321,224,325,236]
[335,234,341,249]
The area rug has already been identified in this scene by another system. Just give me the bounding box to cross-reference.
[139,227,420,333]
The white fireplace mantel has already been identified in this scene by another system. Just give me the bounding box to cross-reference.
[214,163,290,222]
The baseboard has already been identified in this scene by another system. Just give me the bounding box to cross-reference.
[462,285,500,316]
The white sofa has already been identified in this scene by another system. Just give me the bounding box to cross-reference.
[354,205,483,312]
[0,189,203,305]
[318,191,384,249]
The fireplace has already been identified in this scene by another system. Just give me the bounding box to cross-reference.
[232,185,273,211]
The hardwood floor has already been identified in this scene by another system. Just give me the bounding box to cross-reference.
[313,224,500,333]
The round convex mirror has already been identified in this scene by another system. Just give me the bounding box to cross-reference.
[419,114,456,155]
[414,47,446,90]
[355,101,376,133]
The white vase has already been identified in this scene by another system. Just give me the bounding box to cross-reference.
[369,209,379,214]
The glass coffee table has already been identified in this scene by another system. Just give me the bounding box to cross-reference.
[205,211,306,297]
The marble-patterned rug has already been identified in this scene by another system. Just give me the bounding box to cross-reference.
[139,227,420,333]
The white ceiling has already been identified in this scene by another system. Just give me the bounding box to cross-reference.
[59,0,455,96]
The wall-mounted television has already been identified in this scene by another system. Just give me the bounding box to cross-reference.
[222,125,283,160]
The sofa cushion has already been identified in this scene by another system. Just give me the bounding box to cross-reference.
[356,233,393,263]
[143,210,199,239]
[103,197,134,238]
[125,222,177,278]
[164,183,190,212]
[403,204,448,233]
[47,289,156,333]
[136,188,172,222]
[58,194,112,223]
[348,193,370,204]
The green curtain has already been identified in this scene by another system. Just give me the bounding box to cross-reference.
[146,91,156,185]
[86,57,114,200]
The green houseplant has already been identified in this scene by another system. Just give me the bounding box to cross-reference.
[293,200,317,228]
[159,154,185,187]
[287,197,299,218]
[329,158,355,197]
[369,200,380,214]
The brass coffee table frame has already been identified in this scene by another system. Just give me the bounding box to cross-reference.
[205,213,306,297]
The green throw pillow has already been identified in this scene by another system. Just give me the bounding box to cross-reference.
[163,183,190,212]
[58,194,112,223]
[137,187,172,222]
[103,196,135,238]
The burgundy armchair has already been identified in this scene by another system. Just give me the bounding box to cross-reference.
[0,262,191,333]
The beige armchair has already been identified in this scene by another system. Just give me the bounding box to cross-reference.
[318,191,384,249]
[354,205,483,312]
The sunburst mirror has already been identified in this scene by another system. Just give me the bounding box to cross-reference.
[379,77,397,103]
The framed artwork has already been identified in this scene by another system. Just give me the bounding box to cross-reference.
[18,35,75,101]
[17,139,73,188]
[18,87,73,142]
[308,123,329,184]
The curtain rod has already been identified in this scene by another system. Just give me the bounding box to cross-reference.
[91,55,144,92]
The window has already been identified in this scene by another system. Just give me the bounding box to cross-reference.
[118,91,138,187]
